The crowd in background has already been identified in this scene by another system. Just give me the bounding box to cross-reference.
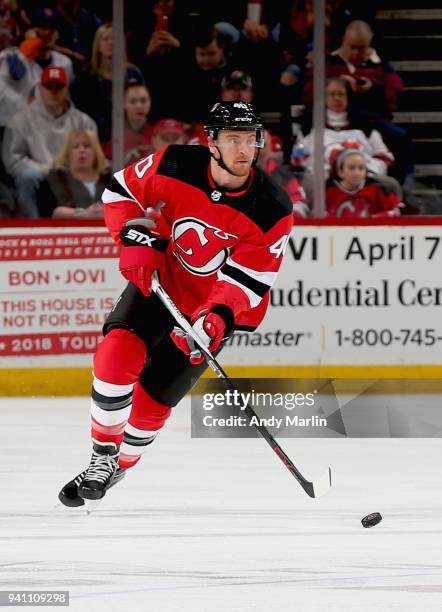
[0,0,412,219]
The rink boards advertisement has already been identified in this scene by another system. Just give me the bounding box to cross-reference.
[1,219,442,390]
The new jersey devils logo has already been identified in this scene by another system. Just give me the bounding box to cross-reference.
[172,217,237,275]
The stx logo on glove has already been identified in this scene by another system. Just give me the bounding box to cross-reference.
[120,225,169,252]
[125,228,157,247]
[172,218,237,276]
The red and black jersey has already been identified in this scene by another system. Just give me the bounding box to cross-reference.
[326,177,402,218]
[102,145,294,330]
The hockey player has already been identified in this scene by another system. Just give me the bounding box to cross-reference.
[59,101,294,507]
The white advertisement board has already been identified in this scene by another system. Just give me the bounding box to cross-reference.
[221,222,442,367]
[1,221,442,370]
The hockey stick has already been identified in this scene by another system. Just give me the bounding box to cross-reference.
[151,272,332,499]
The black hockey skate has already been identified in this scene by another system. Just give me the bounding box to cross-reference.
[58,442,125,507]
[79,440,120,501]
[58,466,126,507]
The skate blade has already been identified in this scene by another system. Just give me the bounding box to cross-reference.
[84,499,102,514]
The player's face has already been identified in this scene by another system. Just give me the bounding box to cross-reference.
[326,81,347,113]
[214,131,257,176]
[69,134,95,171]
[124,86,151,123]
[338,154,366,189]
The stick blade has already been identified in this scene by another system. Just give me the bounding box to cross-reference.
[310,466,332,498]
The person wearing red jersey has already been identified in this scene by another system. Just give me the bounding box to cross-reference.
[59,102,294,507]
[326,148,402,218]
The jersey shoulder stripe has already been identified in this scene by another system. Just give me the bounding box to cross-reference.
[157,144,210,186]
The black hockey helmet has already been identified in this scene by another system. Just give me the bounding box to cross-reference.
[204,102,264,148]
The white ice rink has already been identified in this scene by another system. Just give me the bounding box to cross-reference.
[1,396,441,612]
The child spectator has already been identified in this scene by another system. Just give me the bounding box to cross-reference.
[2,66,96,217]
[72,22,144,141]
[300,77,400,199]
[326,148,402,218]
[151,118,187,151]
[37,128,110,218]
[101,81,154,165]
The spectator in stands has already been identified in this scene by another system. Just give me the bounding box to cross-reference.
[2,66,96,217]
[258,128,309,218]
[32,0,101,67]
[151,118,187,151]
[37,128,109,218]
[101,81,154,165]
[0,18,74,128]
[303,20,411,181]
[200,1,282,110]
[304,20,404,121]
[181,26,229,122]
[126,0,188,120]
[326,148,402,218]
[0,0,30,51]
[0,37,45,127]
[126,0,189,65]
[220,69,254,103]
[300,77,400,196]
[72,22,144,142]
[186,68,253,144]
[26,12,74,82]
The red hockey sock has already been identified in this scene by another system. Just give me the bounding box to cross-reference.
[119,383,172,469]
[91,329,147,447]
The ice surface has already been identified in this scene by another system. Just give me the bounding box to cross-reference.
[0,396,441,611]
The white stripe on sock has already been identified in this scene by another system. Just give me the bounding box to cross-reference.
[93,375,134,397]
[125,422,159,438]
[91,401,132,426]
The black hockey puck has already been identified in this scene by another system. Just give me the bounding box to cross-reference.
[361,512,382,528]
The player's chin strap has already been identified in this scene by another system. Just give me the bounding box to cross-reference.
[211,146,235,175]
